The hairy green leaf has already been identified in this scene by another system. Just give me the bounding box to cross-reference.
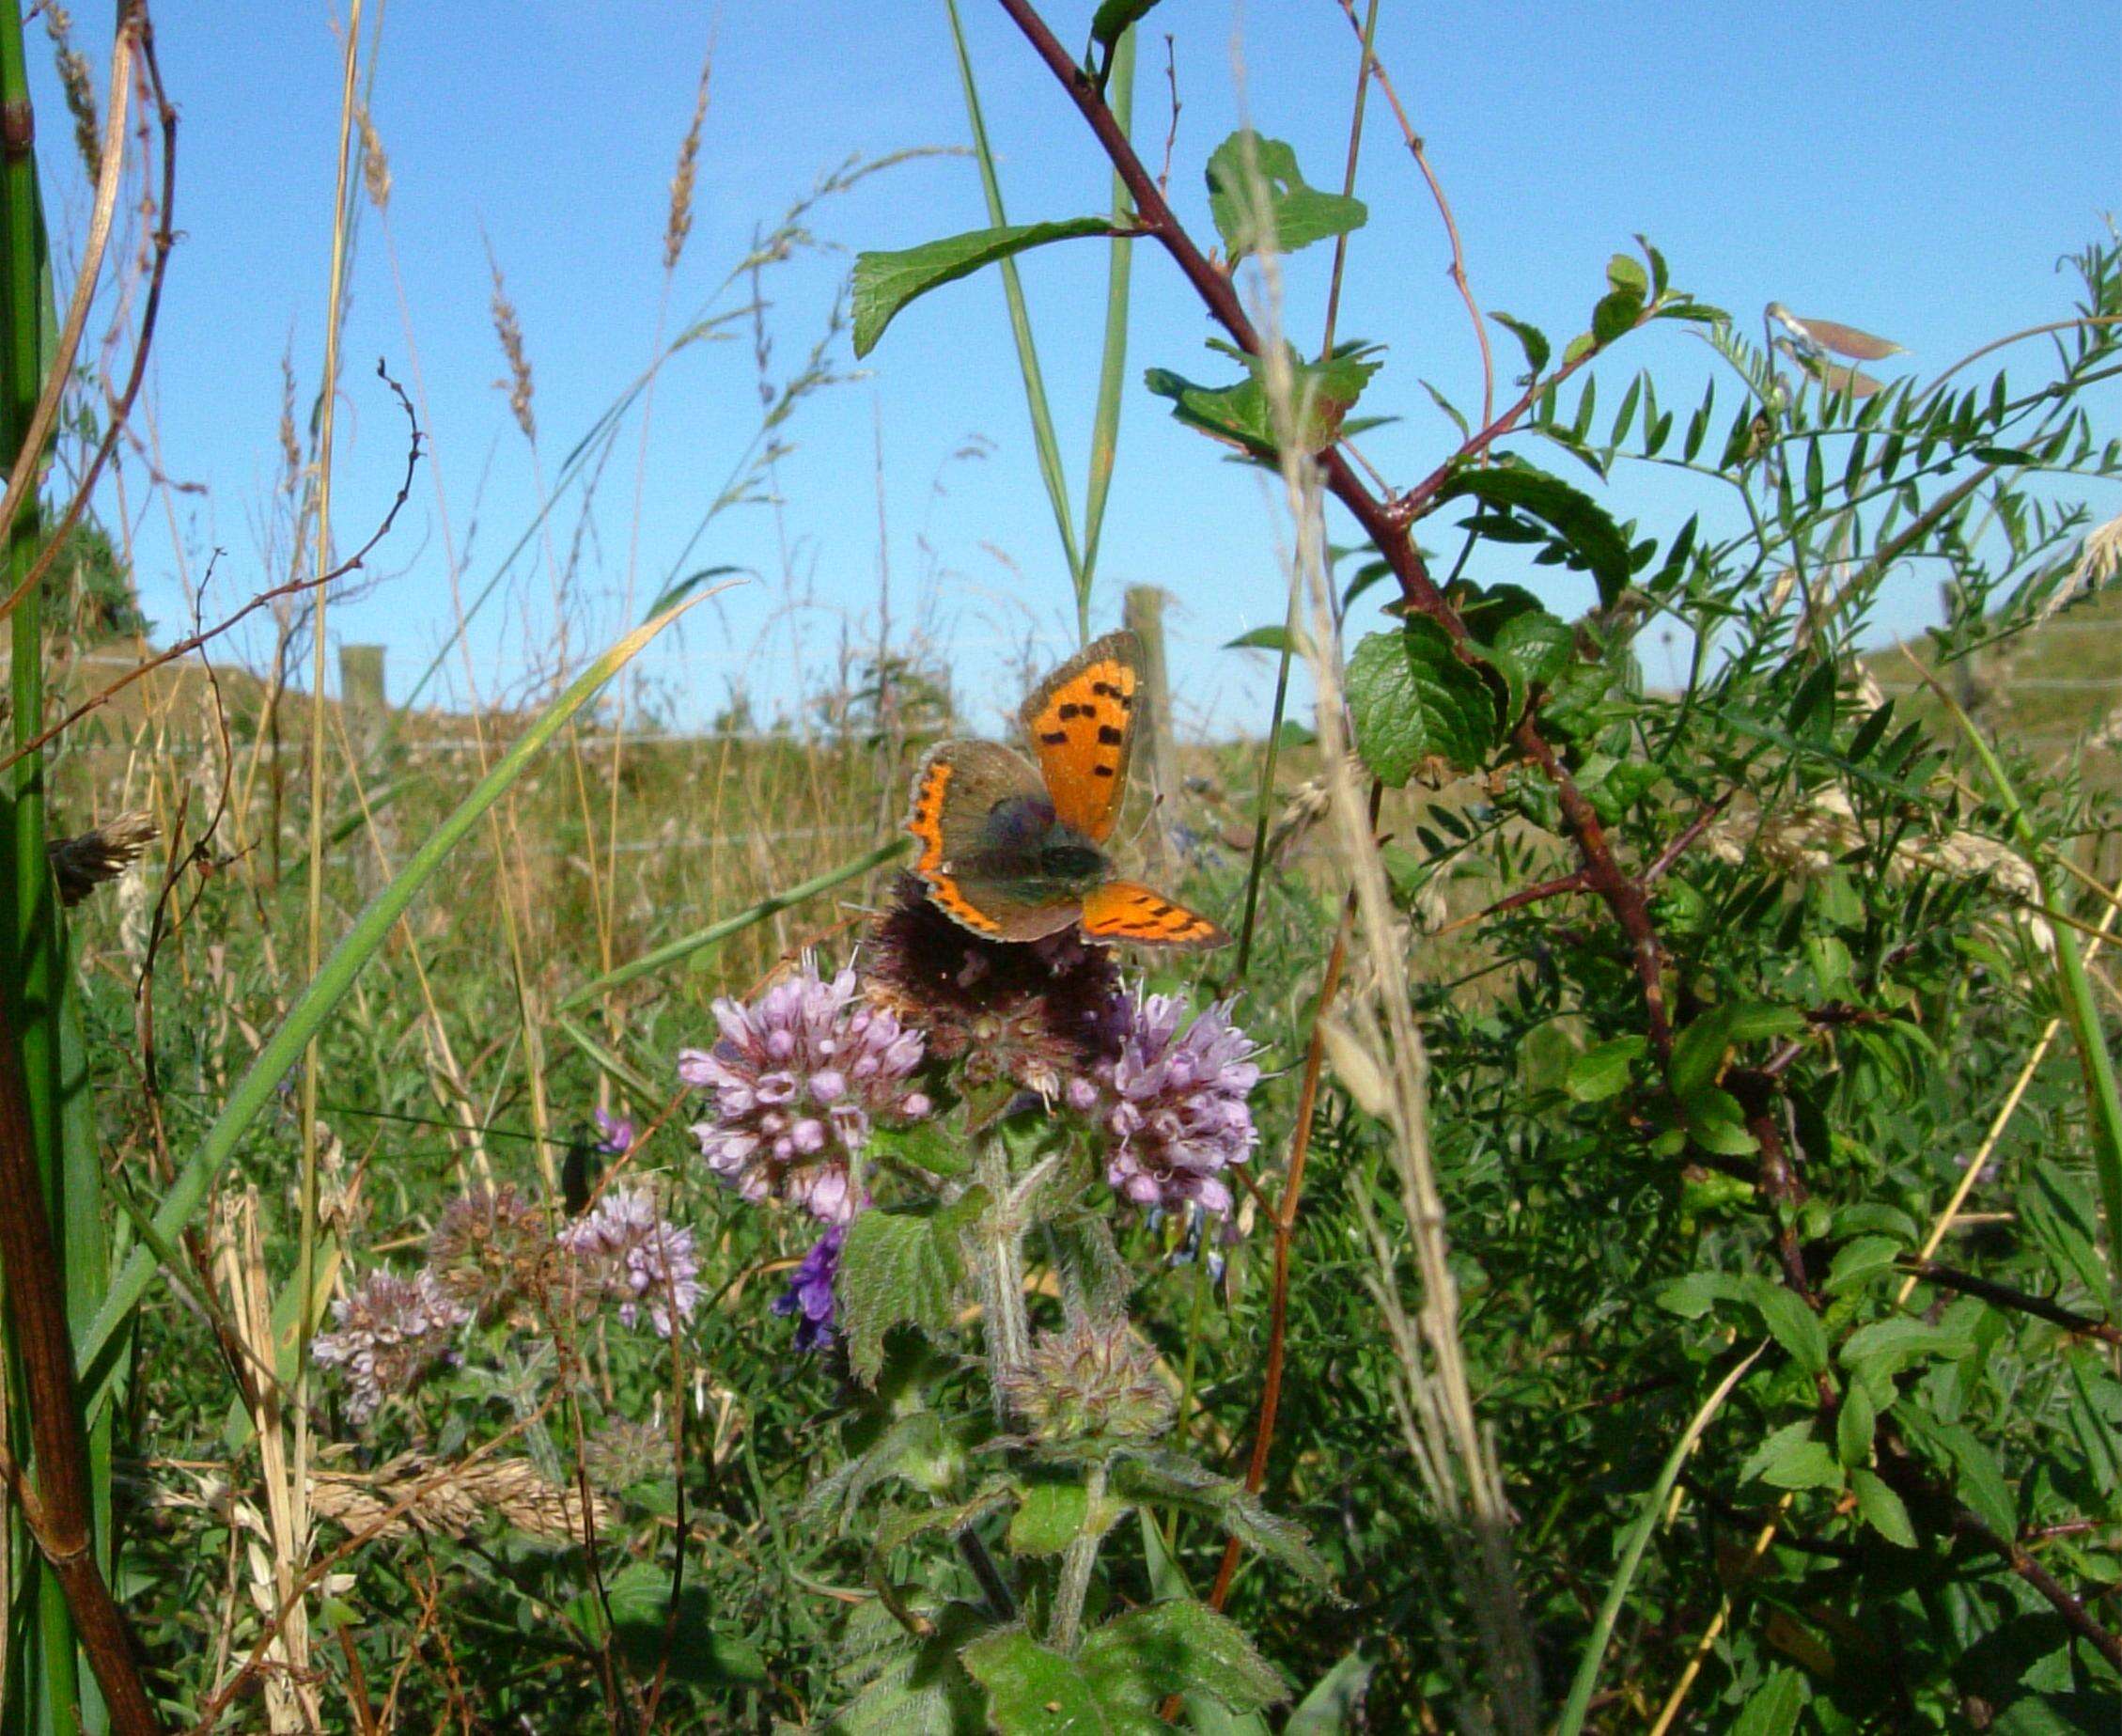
[1430,462,1633,606]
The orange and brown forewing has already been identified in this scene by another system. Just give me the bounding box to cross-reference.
[904,740,1082,941]
[1020,630,1141,844]
[1079,878,1228,950]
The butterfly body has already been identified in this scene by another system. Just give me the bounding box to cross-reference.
[904,633,1226,950]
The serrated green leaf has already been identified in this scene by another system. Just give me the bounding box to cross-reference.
[564,1562,769,1686]
[1591,289,1645,347]
[1841,1317,1971,1382]
[1146,341,1383,459]
[1345,619,1500,784]
[1566,1035,1648,1103]
[1109,1451,1330,1587]
[1760,1437,1843,1492]
[1283,1649,1374,1734]
[840,1198,979,1383]
[1684,1087,1759,1157]
[1851,1467,1917,1547]
[1823,1235,1902,1294]
[1081,1601,1289,1715]
[853,219,1117,357]
[1655,1270,1745,1319]
[1739,1419,1814,1486]
[1730,1666,1808,1736]
[1836,1380,1877,1466]
[1205,131,1367,260]
[1939,1424,2017,1540]
[1430,462,1633,607]
[1007,1480,1089,1556]
[1745,1278,1829,1375]
[1490,311,1550,377]
[962,1629,1162,1735]
[1669,1008,1734,1099]
[1606,253,1647,296]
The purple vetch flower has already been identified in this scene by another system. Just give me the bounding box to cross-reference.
[558,1186,703,1337]
[679,962,929,1224]
[593,1106,637,1155]
[312,1268,471,1425]
[772,1224,846,1353]
[1097,993,1261,1217]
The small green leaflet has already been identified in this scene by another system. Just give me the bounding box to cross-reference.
[852,218,1117,357]
[1345,618,1499,784]
[1205,131,1367,261]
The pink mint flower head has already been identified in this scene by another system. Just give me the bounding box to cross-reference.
[593,1106,636,1155]
[312,1268,470,1425]
[679,962,929,1224]
[558,1186,703,1338]
[1100,992,1261,1218]
[772,1224,846,1353]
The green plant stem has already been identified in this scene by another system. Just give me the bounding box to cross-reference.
[1050,1460,1107,1653]
[975,1139,1031,1423]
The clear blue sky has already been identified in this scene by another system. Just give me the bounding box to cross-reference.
[25,0,2121,733]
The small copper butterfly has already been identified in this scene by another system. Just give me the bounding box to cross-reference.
[904,631,1227,948]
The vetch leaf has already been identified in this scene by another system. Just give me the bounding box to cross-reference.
[1205,131,1367,260]
[1346,618,1500,784]
[853,218,1117,358]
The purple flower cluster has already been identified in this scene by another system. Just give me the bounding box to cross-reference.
[772,1225,846,1353]
[311,1269,470,1424]
[557,1186,703,1338]
[1094,993,1261,1216]
[593,1106,636,1155]
[679,964,929,1224]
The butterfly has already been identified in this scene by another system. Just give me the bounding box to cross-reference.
[904,631,1227,948]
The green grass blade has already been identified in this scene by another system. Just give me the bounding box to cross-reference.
[554,1013,661,1105]
[556,836,907,1012]
[75,594,717,1415]
[942,0,1085,622]
[1077,23,1136,625]
[1555,1344,1762,1736]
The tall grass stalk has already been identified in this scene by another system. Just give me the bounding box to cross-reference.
[292,4,367,1688]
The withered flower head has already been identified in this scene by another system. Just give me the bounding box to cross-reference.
[865,873,1123,1099]
[999,1316,1175,1447]
[425,1185,552,1322]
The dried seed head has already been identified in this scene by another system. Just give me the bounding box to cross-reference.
[486,244,536,443]
[48,809,156,908]
[356,102,392,212]
[1000,1317,1174,1447]
[663,54,712,272]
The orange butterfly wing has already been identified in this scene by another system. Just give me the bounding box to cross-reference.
[1080,879,1228,950]
[1020,631,1141,844]
[904,740,1084,942]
